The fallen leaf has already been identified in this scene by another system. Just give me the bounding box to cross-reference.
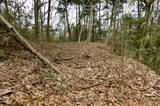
[0,89,13,96]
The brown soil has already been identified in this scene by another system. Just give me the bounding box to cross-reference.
[0,42,160,106]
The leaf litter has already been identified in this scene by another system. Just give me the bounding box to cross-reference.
[0,42,160,106]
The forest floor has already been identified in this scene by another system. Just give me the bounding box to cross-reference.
[0,41,160,106]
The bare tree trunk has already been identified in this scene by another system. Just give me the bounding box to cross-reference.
[110,2,115,28]
[78,4,82,42]
[34,0,39,39]
[86,0,93,42]
[65,1,71,41]
[137,0,141,18]
[85,16,88,39]
[76,5,78,41]
[40,7,44,40]
[78,23,83,42]
[144,1,154,25]
[137,0,141,30]
[63,19,66,41]
[42,0,47,40]
[46,0,51,41]
[105,0,118,44]
[92,7,95,41]
[98,1,101,42]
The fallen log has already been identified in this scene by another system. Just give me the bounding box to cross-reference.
[0,15,108,89]
[0,15,62,74]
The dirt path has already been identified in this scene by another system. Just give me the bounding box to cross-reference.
[0,42,160,105]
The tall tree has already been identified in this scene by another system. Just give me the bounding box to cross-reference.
[98,0,101,41]
[64,0,72,41]
[110,0,116,28]
[34,0,39,39]
[86,0,93,42]
[78,4,84,42]
[142,0,155,24]
[39,0,47,40]
[46,0,51,40]
[137,0,141,18]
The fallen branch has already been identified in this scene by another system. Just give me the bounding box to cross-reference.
[0,15,107,89]
[44,72,108,90]
[0,15,62,74]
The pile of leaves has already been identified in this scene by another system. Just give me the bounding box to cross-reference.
[0,42,160,105]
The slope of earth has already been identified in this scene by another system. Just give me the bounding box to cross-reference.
[0,42,160,106]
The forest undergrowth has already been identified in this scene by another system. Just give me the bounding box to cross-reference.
[0,42,160,105]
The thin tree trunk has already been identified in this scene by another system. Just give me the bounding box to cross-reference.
[110,2,115,28]
[78,22,83,42]
[75,5,78,41]
[142,1,154,38]
[65,2,71,41]
[137,0,141,30]
[84,16,87,40]
[114,1,119,31]
[40,7,44,40]
[86,16,88,39]
[144,1,154,25]
[63,19,66,41]
[78,4,83,42]
[137,0,141,18]
[98,1,101,42]
[46,0,51,41]
[86,1,93,42]
[34,0,39,39]
[43,0,46,40]
[92,7,95,41]
[106,0,119,44]
[113,2,117,30]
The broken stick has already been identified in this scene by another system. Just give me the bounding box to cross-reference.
[0,15,62,74]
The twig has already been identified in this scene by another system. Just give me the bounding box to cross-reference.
[45,75,108,90]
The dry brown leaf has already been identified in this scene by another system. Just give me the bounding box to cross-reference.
[0,89,13,96]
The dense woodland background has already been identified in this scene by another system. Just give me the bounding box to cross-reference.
[0,0,160,74]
